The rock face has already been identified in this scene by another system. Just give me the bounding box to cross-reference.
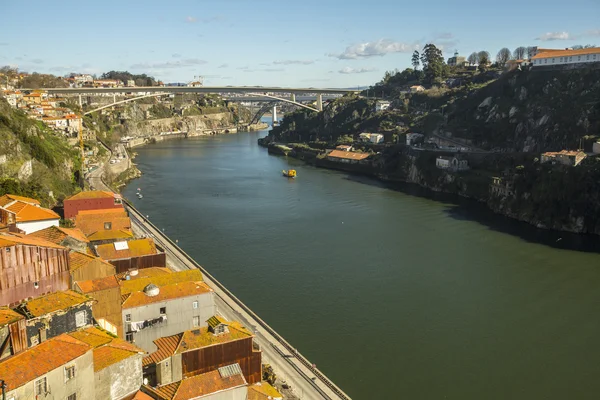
[18,160,32,180]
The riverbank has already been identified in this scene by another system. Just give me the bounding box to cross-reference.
[258,139,600,235]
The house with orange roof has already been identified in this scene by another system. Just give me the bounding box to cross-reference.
[0,233,70,307]
[68,326,146,400]
[69,250,117,283]
[0,307,27,361]
[0,333,96,399]
[142,316,261,387]
[0,196,60,234]
[326,149,371,164]
[142,363,248,400]
[75,208,133,243]
[75,275,123,336]
[74,268,213,349]
[27,225,89,252]
[541,149,587,166]
[13,290,94,347]
[64,190,124,219]
[95,237,166,272]
[532,47,600,67]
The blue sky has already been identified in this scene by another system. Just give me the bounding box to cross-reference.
[1,0,599,87]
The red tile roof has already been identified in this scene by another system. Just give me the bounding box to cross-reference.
[327,149,370,161]
[20,290,92,317]
[0,194,40,207]
[76,275,120,294]
[5,201,60,222]
[131,391,154,400]
[122,281,212,309]
[0,307,25,327]
[249,382,283,400]
[144,368,247,400]
[69,327,144,371]
[119,269,203,295]
[533,47,600,59]
[66,190,119,200]
[75,212,131,236]
[95,238,157,261]
[143,319,252,365]
[0,233,66,249]
[69,251,115,272]
[27,225,89,245]
[0,334,92,392]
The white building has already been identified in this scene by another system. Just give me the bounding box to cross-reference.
[436,156,469,171]
[119,269,216,352]
[375,100,390,112]
[0,195,60,234]
[531,47,600,67]
[359,132,384,144]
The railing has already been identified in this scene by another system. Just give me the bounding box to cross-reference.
[123,199,351,400]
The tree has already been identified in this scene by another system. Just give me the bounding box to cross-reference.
[420,44,445,84]
[478,51,490,65]
[412,50,420,70]
[573,44,596,49]
[467,52,479,65]
[513,46,527,60]
[496,48,512,66]
[526,46,537,59]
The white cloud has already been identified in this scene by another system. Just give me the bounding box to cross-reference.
[536,31,572,41]
[185,16,197,23]
[272,60,314,65]
[338,67,376,74]
[130,58,206,69]
[330,39,418,59]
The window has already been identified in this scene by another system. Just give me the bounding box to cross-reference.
[544,59,547,64]
[165,360,169,367]
[569,56,572,61]
[114,198,122,205]
[35,377,47,396]
[104,222,112,230]
[193,316,200,327]
[160,307,166,315]
[559,57,562,62]
[578,56,581,61]
[30,335,39,346]
[65,365,76,381]
[552,58,555,63]
[126,332,133,342]
[192,301,198,309]
[75,310,87,327]
[125,314,131,322]
[68,393,77,400]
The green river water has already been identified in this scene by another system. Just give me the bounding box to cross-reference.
[123,128,600,399]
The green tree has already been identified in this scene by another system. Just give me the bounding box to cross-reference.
[412,50,420,70]
[496,48,512,66]
[420,44,445,84]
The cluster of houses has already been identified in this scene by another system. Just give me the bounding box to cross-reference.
[0,191,282,400]
[1,89,82,136]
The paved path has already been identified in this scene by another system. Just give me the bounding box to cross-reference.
[127,206,351,400]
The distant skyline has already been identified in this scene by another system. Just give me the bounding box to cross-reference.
[1,0,599,87]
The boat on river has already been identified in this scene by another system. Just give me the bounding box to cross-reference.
[282,169,296,178]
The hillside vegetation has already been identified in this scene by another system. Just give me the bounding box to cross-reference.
[0,99,80,206]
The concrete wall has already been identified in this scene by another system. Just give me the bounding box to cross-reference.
[5,350,95,400]
[16,219,59,234]
[123,292,215,352]
[25,303,94,347]
[157,353,182,385]
[94,354,143,400]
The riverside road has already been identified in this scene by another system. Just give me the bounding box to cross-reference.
[126,204,350,400]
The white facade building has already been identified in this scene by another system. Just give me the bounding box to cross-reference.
[532,48,600,67]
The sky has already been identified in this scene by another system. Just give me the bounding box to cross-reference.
[1,0,599,88]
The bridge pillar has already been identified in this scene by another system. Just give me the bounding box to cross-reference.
[272,105,277,126]
[316,94,323,111]
[113,94,116,104]
[290,93,296,103]
[78,95,82,108]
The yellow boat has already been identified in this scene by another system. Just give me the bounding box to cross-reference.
[282,169,296,178]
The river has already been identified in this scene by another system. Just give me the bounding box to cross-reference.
[123,126,600,399]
